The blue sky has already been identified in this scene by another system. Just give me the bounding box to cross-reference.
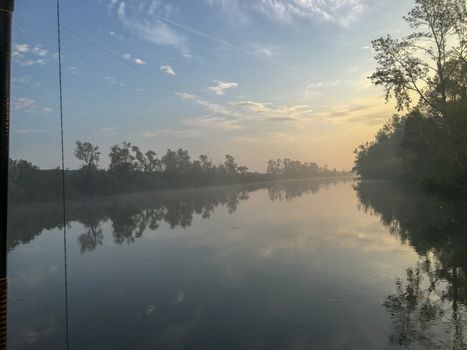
[11,0,413,171]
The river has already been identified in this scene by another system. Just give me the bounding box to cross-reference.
[7,178,467,349]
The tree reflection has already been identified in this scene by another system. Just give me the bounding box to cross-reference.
[77,205,105,253]
[267,178,349,201]
[7,178,349,254]
[78,223,104,253]
[355,181,467,349]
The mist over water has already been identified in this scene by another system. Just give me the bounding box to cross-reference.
[8,178,466,349]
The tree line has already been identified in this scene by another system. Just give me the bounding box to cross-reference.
[8,142,350,202]
[74,140,251,176]
[353,0,467,196]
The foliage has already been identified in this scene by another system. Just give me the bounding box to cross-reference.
[356,0,467,192]
[370,0,466,123]
[8,144,349,202]
[74,141,101,169]
[267,158,329,179]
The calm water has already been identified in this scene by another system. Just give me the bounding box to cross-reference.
[7,179,467,349]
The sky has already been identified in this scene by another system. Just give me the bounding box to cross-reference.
[10,0,414,171]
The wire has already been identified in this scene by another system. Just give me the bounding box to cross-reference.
[55,0,69,348]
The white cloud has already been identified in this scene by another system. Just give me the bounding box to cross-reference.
[12,43,52,66]
[97,127,117,136]
[31,47,48,57]
[122,53,132,60]
[14,98,54,114]
[134,58,146,65]
[252,44,279,57]
[105,76,125,87]
[231,100,272,113]
[208,80,239,95]
[176,91,314,129]
[42,107,54,113]
[206,0,364,26]
[175,91,243,121]
[160,65,176,75]
[116,2,189,55]
[232,100,313,118]
[14,97,37,111]
[14,44,29,54]
[176,92,196,100]
[69,66,79,75]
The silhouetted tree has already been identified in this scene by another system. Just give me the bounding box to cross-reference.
[74,141,101,169]
[370,0,466,130]
[224,154,238,175]
[161,149,177,174]
[199,155,213,172]
[145,150,162,172]
[109,142,135,172]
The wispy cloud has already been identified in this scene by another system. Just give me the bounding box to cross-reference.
[208,80,239,95]
[310,97,392,126]
[42,107,54,113]
[12,43,52,66]
[142,128,202,138]
[69,66,79,75]
[160,65,176,75]
[176,92,238,116]
[105,76,126,87]
[97,127,118,136]
[206,0,364,26]
[304,78,371,96]
[147,0,179,17]
[184,114,244,131]
[232,100,313,120]
[115,2,189,55]
[15,129,50,134]
[14,97,54,114]
[14,97,37,112]
[121,52,145,64]
[251,44,280,57]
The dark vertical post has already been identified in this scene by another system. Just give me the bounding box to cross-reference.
[0,0,14,349]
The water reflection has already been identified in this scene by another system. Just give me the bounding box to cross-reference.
[355,181,467,349]
[8,178,350,254]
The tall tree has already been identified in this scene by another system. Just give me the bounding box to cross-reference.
[74,141,101,169]
[145,150,162,172]
[161,149,178,174]
[131,145,146,171]
[224,154,238,175]
[370,0,466,133]
[199,155,213,172]
[109,142,135,172]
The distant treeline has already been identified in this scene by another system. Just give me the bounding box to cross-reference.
[8,142,350,202]
[353,0,467,196]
